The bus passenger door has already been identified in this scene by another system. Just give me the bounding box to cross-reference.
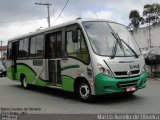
[47,31,62,86]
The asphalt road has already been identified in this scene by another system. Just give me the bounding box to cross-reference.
[0,77,160,114]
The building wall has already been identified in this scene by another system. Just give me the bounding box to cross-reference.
[0,51,7,59]
[132,24,160,76]
[132,23,160,54]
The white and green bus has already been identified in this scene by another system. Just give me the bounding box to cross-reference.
[7,19,147,102]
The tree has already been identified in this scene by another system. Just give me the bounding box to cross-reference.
[142,3,160,48]
[129,10,141,30]
[142,3,160,25]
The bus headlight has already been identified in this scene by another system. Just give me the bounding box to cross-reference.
[141,64,147,74]
[97,63,113,77]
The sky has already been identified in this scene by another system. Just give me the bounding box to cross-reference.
[0,0,160,45]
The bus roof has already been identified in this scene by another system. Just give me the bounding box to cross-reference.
[8,19,122,42]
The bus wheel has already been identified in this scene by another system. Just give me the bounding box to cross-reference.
[77,81,93,102]
[21,77,29,89]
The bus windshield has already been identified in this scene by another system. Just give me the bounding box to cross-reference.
[83,21,141,57]
[108,22,141,56]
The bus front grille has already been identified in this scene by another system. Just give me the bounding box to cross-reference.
[114,70,140,76]
[117,80,139,88]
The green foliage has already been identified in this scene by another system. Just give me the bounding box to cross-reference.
[129,10,141,30]
[128,3,160,30]
[142,3,160,25]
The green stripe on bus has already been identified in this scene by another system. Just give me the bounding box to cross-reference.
[7,67,15,80]
[16,63,37,75]
[7,64,37,84]
[35,79,47,86]
[62,75,74,92]
[7,64,75,91]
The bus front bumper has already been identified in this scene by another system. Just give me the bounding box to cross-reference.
[95,72,147,95]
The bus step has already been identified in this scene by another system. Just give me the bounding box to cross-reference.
[47,85,62,89]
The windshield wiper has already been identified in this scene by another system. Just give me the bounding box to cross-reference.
[115,33,138,58]
[111,32,124,59]
[111,40,118,59]
[111,32,119,59]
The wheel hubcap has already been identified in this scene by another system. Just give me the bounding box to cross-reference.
[79,84,90,99]
[23,78,27,88]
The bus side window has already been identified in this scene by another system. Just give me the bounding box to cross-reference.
[18,38,29,58]
[18,40,24,58]
[30,35,44,58]
[36,35,44,57]
[66,30,90,64]
[7,42,12,59]
[30,36,37,57]
[23,38,29,57]
[66,31,75,55]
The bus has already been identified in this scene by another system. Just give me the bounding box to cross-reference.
[7,19,147,102]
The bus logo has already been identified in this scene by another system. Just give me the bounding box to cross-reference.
[127,71,132,76]
[130,64,139,69]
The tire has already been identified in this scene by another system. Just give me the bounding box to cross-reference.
[76,81,93,102]
[4,72,6,77]
[3,72,6,77]
[21,77,30,89]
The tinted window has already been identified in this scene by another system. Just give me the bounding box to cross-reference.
[30,35,44,58]
[23,38,29,55]
[7,42,12,59]
[19,40,24,51]
[30,36,37,57]
[56,34,62,57]
[18,40,23,58]
[36,35,44,57]
[48,32,62,58]
[18,38,29,58]
[7,41,19,59]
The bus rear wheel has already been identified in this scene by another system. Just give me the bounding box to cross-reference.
[21,77,30,89]
[76,81,93,102]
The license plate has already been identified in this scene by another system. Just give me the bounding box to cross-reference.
[126,86,136,92]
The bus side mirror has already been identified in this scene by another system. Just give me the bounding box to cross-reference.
[72,30,78,43]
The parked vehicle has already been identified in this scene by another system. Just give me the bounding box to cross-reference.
[0,62,6,77]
